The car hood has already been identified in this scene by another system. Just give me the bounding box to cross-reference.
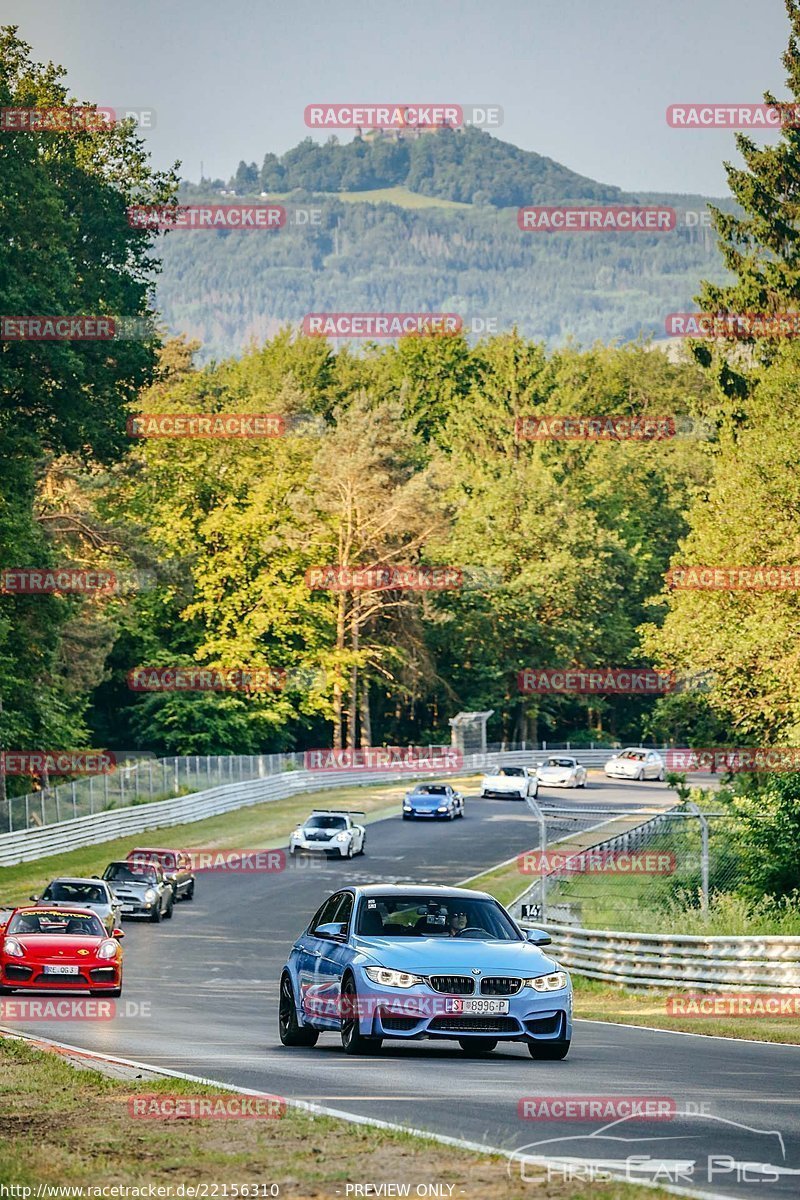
[106,879,153,893]
[406,795,448,807]
[8,935,105,958]
[39,899,110,912]
[352,936,560,976]
[538,767,573,778]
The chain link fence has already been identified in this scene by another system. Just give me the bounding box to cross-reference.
[0,741,657,834]
[0,752,307,833]
[517,802,743,932]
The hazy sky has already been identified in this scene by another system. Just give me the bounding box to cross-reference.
[2,0,792,195]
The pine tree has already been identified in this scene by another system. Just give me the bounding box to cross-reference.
[696,0,800,389]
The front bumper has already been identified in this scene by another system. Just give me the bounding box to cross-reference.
[605,765,637,778]
[353,972,572,1043]
[403,808,451,818]
[114,895,158,916]
[1,961,122,990]
[290,839,347,856]
[481,788,526,799]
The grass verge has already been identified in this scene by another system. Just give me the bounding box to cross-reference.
[0,1034,681,1199]
[571,975,800,1044]
[0,775,483,907]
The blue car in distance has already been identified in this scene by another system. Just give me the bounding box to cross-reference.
[402,783,464,820]
[279,884,572,1059]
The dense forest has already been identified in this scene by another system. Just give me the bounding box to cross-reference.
[158,190,730,362]
[224,127,626,207]
[3,15,800,803]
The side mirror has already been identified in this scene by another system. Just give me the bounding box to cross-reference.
[29,894,39,901]
[91,875,100,880]
[315,921,347,941]
[525,928,552,946]
[112,929,125,939]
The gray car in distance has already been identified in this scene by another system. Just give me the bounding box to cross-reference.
[101,860,174,922]
[31,878,122,936]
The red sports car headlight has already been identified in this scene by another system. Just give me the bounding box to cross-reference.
[96,940,118,960]
[3,937,24,958]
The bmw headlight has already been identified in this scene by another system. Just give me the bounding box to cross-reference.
[97,940,118,960]
[144,888,156,903]
[3,937,24,958]
[364,967,424,989]
[526,972,568,992]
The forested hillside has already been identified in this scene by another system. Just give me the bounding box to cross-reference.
[159,185,730,362]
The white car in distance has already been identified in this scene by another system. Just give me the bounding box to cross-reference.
[288,810,366,858]
[536,756,587,788]
[604,748,665,782]
[480,765,539,800]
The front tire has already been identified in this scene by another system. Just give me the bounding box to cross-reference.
[528,1039,570,1060]
[458,1038,497,1055]
[657,768,665,782]
[636,769,644,781]
[150,903,161,923]
[340,976,383,1055]
[163,896,174,919]
[279,974,319,1047]
[185,881,195,900]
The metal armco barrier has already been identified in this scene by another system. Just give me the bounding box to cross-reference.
[0,758,478,868]
[519,920,800,991]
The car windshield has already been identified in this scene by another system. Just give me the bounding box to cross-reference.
[545,758,575,768]
[496,767,524,777]
[620,750,646,761]
[414,785,447,795]
[8,910,105,937]
[306,815,347,830]
[103,863,157,883]
[130,850,174,868]
[42,883,106,904]
[356,895,520,940]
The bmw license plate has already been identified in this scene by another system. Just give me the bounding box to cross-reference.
[44,964,79,975]
[445,997,509,1014]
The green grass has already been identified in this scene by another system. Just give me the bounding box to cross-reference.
[572,974,800,1044]
[264,184,473,209]
[0,1034,687,1198]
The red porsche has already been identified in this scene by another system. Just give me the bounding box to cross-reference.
[0,905,124,996]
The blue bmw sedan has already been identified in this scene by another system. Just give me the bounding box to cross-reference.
[279,884,572,1058]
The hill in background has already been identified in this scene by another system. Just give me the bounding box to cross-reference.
[158,129,732,360]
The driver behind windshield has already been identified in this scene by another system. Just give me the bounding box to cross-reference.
[448,910,468,936]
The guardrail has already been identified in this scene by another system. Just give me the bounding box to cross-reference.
[0,744,671,868]
[519,920,800,991]
[3,743,667,834]
[0,757,476,868]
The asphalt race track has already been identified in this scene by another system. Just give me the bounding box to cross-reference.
[3,777,799,1200]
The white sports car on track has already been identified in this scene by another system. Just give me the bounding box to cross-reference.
[536,756,587,789]
[604,748,665,781]
[289,810,366,858]
[480,766,539,800]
